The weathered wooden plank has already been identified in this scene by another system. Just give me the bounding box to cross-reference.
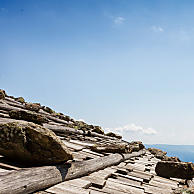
[105,179,144,194]
[0,150,146,194]
[108,177,142,188]
[143,183,172,194]
[46,184,90,194]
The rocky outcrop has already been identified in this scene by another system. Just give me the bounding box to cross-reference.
[9,110,48,125]
[129,141,145,152]
[0,90,5,100]
[163,156,181,162]
[148,147,167,159]
[91,126,104,134]
[0,122,73,165]
[155,161,194,179]
[106,132,122,139]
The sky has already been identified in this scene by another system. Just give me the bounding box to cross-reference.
[1,0,194,145]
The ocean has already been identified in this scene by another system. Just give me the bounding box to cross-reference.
[145,144,194,163]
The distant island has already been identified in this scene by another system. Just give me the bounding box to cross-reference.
[145,144,194,163]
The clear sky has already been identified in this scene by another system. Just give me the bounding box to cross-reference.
[1,0,194,145]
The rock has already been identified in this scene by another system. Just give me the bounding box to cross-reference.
[25,103,41,112]
[0,122,73,165]
[15,97,25,104]
[155,161,194,179]
[9,110,48,125]
[0,90,5,100]
[172,187,194,194]
[91,126,104,134]
[148,147,167,159]
[106,132,122,139]
[163,156,181,162]
[129,141,145,152]
[43,106,55,114]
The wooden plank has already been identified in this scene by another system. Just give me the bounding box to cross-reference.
[46,184,90,194]
[143,183,172,194]
[82,176,106,188]
[91,186,125,194]
[105,179,144,194]
[48,178,91,189]
[0,150,146,194]
[108,177,142,188]
[70,140,95,147]
[113,173,144,183]
[62,141,84,151]
[149,179,176,189]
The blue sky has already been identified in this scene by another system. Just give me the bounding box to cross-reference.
[1,0,194,144]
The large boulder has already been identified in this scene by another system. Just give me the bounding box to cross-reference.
[0,90,5,100]
[9,110,48,125]
[0,122,73,165]
[155,161,194,179]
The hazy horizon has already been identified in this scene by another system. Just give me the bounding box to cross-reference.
[1,0,194,144]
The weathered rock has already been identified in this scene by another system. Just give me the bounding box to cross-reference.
[25,103,41,112]
[163,156,181,162]
[106,132,122,139]
[130,141,145,152]
[0,89,5,100]
[0,122,73,165]
[9,110,48,125]
[15,97,25,103]
[155,161,194,179]
[172,187,194,194]
[43,106,55,114]
[148,147,167,159]
[91,126,104,134]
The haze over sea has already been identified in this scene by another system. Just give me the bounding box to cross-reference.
[145,144,194,163]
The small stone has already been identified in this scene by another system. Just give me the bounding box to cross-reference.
[0,122,73,165]
[155,161,194,179]
[9,110,48,125]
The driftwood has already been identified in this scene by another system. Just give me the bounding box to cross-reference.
[0,150,145,194]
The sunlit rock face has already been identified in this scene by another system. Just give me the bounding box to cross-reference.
[0,122,73,165]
